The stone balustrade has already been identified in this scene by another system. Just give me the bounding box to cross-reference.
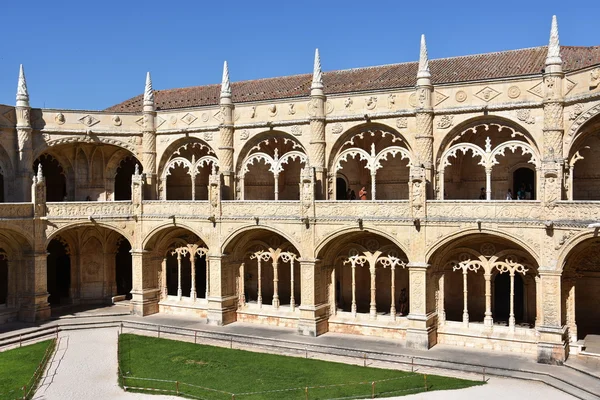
[0,200,597,225]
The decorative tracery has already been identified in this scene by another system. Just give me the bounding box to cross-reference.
[438,136,540,200]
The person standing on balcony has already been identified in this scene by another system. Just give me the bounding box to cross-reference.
[478,187,486,200]
[359,187,367,200]
[506,189,513,200]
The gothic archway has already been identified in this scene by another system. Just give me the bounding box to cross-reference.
[562,237,600,341]
[47,238,71,305]
[34,154,67,202]
[437,121,540,200]
[236,131,307,201]
[114,157,143,201]
[329,124,412,200]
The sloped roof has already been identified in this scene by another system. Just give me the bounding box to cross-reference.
[106,45,600,113]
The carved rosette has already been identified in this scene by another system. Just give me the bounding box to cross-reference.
[309,118,326,169]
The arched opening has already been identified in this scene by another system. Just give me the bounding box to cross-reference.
[429,234,537,330]
[317,231,409,332]
[144,226,209,307]
[512,167,535,200]
[0,251,7,305]
[47,238,71,305]
[114,157,142,201]
[329,125,411,201]
[237,132,307,201]
[336,177,348,200]
[568,116,600,200]
[493,272,524,323]
[438,122,539,200]
[224,229,301,313]
[115,239,132,299]
[34,154,66,202]
[562,238,600,342]
[160,141,218,201]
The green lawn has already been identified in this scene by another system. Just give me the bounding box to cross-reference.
[119,334,483,399]
[0,339,55,400]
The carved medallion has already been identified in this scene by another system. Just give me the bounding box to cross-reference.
[240,130,249,140]
[55,113,66,125]
[330,123,343,134]
[436,115,454,129]
[201,112,210,122]
[516,109,535,124]
[291,125,302,136]
[365,96,377,110]
[112,115,122,126]
[455,91,467,103]
[507,86,521,99]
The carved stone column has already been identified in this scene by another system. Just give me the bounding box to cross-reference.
[309,50,327,199]
[219,62,235,199]
[483,271,493,327]
[437,272,445,325]
[406,262,436,349]
[541,16,565,206]
[415,36,434,198]
[297,258,328,336]
[16,65,33,202]
[142,72,157,200]
[537,270,566,364]
[206,255,237,326]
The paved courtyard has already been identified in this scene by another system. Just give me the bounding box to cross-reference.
[31,327,575,400]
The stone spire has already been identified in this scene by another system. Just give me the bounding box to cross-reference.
[36,163,44,183]
[311,48,324,95]
[143,72,155,111]
[220,61,232,103]
[16,64,30,108]
[546,15,562,70]
[417,35,431,85]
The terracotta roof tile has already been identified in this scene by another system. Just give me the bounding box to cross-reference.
[106,45,600,113]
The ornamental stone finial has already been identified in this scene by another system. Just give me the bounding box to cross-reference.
[546,15,562,68]
[36,163,44,183]
[220,61,232,100]
[143,72,155,110]
[311,48,324,95]
[417,34,431,84]
[16,64,30,107]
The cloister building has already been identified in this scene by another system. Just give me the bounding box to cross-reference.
[0,16,599,364]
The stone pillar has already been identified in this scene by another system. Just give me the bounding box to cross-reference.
[541,16,565,206]
[130,250,159,316]
[437,272,445,325]
[206,255,237,326]
[537,271,566,364]
[219,62,235,200]
[483,271,493,327]
[297,258,328,336]
[309,49,327,199]
[406,262,436,349]
[16,65,33,202]
[20,167,51,321]
[415,36,434,198]
[410,166,427,221]
[563,277,577,344]
[142,73,157,200]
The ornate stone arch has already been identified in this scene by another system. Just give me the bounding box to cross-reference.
[566,102,600,151]
[435,116,539,165]
[142,223,207,252]
[426,228,541,266]
[314,226,409,260]
[221,225,302,257]
[46,221,134,248]
[35,136,138,160]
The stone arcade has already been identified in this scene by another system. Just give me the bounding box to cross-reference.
[0,16,599,364]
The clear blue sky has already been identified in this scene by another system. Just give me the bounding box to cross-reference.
[0,1,597,110]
